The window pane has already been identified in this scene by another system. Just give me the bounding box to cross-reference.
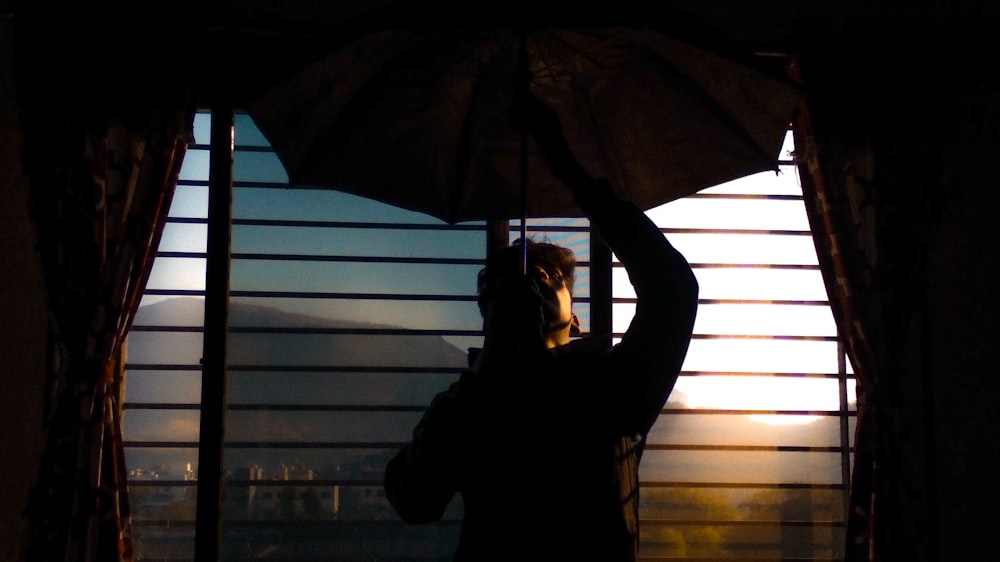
[639,486,844,559]
[192,112,211,144]
[125,370,201,404]
[125,447,200,483]
[169,185,208,218]
[234,187,452,224]
[648,413,843,448]
[127,445,198,559]
[640,520,844,559]
[227,371,459,406]
[145,258,206,291]
[159,222,208,253]
[234,150,289,183]
[695,303,835,336]
[177,148,209,181]
[123,409,200,442]
[231,260,479,296]
[228,333,469,369]
[700,267,827,301]
[229,295,482,333]
[135,296,204,325]
[126,331,203,365]
[640,450,843,485]
[225,411,422,443]
[646,197,810,231]
[232,224,486,259]
[509,222,591,259]
[696,165,801,196]
[681,339,840,374]
[615,302,836,337]
[614,266,828,301]
[668,233,819,265]
[670,375,842,411]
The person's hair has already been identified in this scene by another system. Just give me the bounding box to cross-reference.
[476,238,576,317]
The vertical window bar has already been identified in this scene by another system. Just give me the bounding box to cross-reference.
[195,106,233,562]
[486,219,510,258]
[590,227,613,344]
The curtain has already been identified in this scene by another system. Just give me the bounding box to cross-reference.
[791,78,878,561]
[21,102,194,561]
[789,55,939,561]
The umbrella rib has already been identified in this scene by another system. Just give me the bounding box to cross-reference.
[526,28,633,82]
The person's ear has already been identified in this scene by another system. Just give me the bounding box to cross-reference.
[569,313,582,337]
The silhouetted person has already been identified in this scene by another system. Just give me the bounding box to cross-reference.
[384,95,699,561]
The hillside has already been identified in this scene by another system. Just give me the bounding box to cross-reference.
[133,296,471,369]
[126,297,471,477]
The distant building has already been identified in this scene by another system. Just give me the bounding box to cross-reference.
[243,462,338,520]
[354,464,389,513]
[128,463,197,525]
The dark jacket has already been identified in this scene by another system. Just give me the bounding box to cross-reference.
[384,182,699,561]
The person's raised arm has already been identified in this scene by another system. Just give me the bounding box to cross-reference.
[523,93,699,435]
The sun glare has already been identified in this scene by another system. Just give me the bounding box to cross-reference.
[673,375,835,425]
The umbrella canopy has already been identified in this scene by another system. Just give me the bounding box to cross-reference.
[246,22,800,224]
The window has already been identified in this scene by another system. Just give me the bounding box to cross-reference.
[124,112,855,560]
[630,135,855,559]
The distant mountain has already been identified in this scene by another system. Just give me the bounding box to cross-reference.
[133,297,471,369]
[135,295,462,332]
[127,297,471,478]
[133,295,207,326]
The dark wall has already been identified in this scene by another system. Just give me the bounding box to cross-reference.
[924,125,1000,560]
[0,15,47,561]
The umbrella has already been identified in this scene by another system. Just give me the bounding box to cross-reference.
[245,16,800,225]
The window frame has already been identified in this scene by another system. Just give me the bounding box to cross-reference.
[124,110,855,561]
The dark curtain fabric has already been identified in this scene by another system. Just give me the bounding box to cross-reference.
[20,101,194,561]
[789,54,942,561]
[792,83,878,562]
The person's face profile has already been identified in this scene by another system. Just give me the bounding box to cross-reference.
[527,265,575,337]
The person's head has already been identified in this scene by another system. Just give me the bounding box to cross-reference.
[477,239,581,348]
